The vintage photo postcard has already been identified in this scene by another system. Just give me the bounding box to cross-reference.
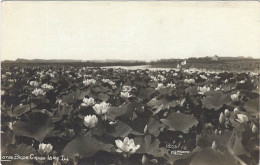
[1,1,260,165]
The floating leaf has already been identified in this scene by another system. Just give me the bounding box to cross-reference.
[134,135,161,157]
[161,113,198,133]
[62,90,88,104]
[190,148,237,165]
[13,112,54,142]
[2,144,37,165]
[148,99,178,110]
[62,134,113,158]
[202,91,231,110]
[137,88,155,100]
[244,98,259,117]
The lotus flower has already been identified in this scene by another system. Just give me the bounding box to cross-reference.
[81,97,95,107]
[102,79,110,83]
[120,91,132,98]
[150,76,157,82]
[108,81,116,86]
[155,83,165,90]
[83,79,96,86]
[115,137,140,154]
[29,81,39,87]
[157,75,166,82]
[142,155,148,165]
[41,83,54,89]
[184,79,195,84]
[167,82,175,88]
[231,92,240,102]
[233,107,239,114]
[112,85,117,89]
[181,60,186,65]
[224,109,230,118]
[93,102,110,115]
[236,114,249,123]
[84,115,98,128]
[219,112,225,125]
[38,143,53,154]
[252,124,258,134]
[198,86,210,95]
[32,88,46,96]
[211,141,217,150]
[122,86,132,93]
[200,75,207,80]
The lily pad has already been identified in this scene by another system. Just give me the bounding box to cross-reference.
[160,113,198,133]
[244,98,259,117]
[202,91,231,110]
[62,134,113,158]
[13,112,54,142]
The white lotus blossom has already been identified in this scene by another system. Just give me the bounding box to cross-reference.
[115,137,140,154]
[108,81,116,86]
[181,60,186,65]
[167,82,175,88]
[83,79,96,86]
[211,141,217,150]
[173,73,178,76]
[29,81,39,87]
[215,87,221,91]
[84,115,98,128]
[32,88,46,96]
[121,91,132,98]
[198,86,210,94]
[81,97,95,107]
[224,109,230,118]
[157,75,166,82]
[150,76,157,82]
[156,83,165,90]
[41,83,54,90]
[93,102,110,115]
[200,74,207,80]
[252,124,258,134]
[184,79,195,84]
[102,79,110,83]
[219,112,225,125]
[231,92,240,102]
[84,75,92,78]
[122,86,132,93]
[236,114,249,123]
[38,143,53,154]
[233,107,239,115]
[239,80,245,84]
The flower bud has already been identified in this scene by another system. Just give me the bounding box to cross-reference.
[212,141,217,150]
[224,109,230,118]
[214,129,218,135]
[252,124,258,134]
[142,155,148,165]
[236,114,249,123]
[219,112,225,125]
[144,125,148,134]
[150,159,158,164]
[233,108,239,115]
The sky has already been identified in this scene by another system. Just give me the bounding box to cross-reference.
[1,1,260,61]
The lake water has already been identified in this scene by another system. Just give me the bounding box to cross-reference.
[101,65,259,75]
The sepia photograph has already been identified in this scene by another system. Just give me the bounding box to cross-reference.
[1,1,260,165]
